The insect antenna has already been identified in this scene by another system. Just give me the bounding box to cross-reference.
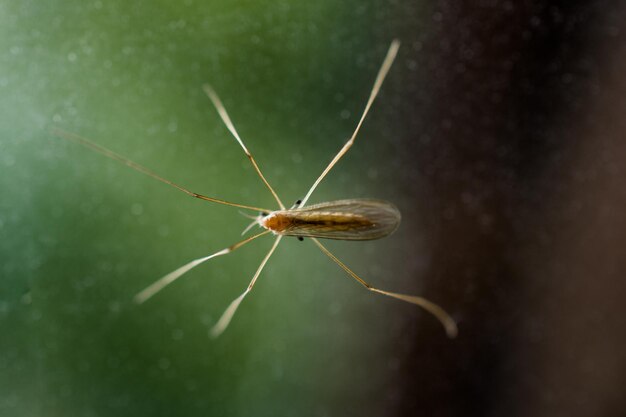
[238,210,259,220]
[50,127,272,213]
[240,219,259,236]
[299,39,400,207]
[134,230,271,304]
[311,237,458,338]
[203,84,286,210]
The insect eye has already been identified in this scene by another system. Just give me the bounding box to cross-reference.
[260,211,269,217]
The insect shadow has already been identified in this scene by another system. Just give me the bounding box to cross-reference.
[52,40,457,338]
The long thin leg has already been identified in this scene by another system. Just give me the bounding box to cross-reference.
[311,237,458,338]
[203,85,286,210]
[51,127,272,213]
[210,235,283,338]
[299,40,401,207]
[134,230,271,304]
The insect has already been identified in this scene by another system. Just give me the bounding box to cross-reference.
[52,40,458,338]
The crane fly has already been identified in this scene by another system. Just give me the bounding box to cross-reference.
[51,39,458,338]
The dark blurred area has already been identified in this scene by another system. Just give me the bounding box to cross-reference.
[395,2,626,416]
[3,1,625,415]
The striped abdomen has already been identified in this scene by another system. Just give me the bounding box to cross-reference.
[261,199,401,241]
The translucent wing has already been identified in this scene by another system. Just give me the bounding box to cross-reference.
[277,199,401,241]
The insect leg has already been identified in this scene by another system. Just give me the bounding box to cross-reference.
[291,199,302,209]
[311,237,458,338]
[203,84,286,210]
[299,40,400,207]
[134,230,271,304]
[210,235,283,338]
[51,127,272,213]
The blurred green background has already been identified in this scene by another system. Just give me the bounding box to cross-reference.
[1,1,437,416]
[4,1,626,417]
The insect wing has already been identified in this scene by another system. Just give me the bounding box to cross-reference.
[285,199,401,240]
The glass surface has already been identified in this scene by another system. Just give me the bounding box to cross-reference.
[2,1,625,416]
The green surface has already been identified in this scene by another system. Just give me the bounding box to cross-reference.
[1,1,434,416]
